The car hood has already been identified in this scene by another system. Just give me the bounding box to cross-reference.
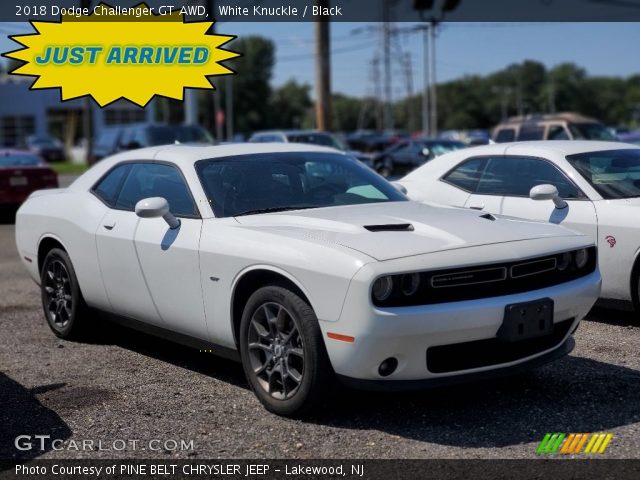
[234,201,582,261]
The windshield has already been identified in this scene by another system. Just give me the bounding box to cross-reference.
[566,149,640,199]
[148,126,213,145]
[195,152,407,217]
[426,141,466,156]
[569,123,617,141]
[0,153,43,167]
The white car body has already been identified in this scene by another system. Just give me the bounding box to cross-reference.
[398,140,639,306]
[16,143,600,390]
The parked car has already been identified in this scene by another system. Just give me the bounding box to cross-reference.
[618,131,640,146]
[16,143,600,416]
[372,139,466,177]
[345,131,393,153]
[25,135,65,162]
[93,123,213,161]
[0,150,58,207]
[249,129,371,165]
[493,113,616,143]
[397,140,640,315]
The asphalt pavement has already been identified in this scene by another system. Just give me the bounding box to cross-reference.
[1,182,639,460]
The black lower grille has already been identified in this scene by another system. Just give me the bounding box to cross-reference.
[426,319,574,373]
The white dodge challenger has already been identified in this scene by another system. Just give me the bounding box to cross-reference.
[397,141,640,316]
[16,143,601,416]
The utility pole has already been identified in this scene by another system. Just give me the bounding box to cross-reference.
[314,0,331,131]
[401,52,415,132]
[429,21,438,136]
[422,26,430,136]
[225,76,233,140]
[80,0,93,164]
[413,0,462,137]
[382,0,393,130]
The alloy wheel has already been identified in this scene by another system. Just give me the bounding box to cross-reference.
[43,259,73,329]
[247,302,304,400]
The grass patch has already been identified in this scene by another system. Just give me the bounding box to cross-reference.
[50,162,90,175]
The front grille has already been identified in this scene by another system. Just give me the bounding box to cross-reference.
[431,266,507,288]
[372,247,596,307]
[426,319,574,373]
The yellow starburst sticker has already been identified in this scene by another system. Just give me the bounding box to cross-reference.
[3,2,239,107]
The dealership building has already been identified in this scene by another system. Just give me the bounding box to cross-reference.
[0,76,155,147]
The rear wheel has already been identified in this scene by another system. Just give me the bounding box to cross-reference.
[40,248,90,339]
[239,285,334,417]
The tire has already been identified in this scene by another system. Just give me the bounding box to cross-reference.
[630,258,640,322]
[239,284,334,417]
[40,248,91,340]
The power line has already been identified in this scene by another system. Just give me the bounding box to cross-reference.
[278,41,373,62]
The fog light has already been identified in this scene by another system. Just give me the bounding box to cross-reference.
[378,357,398,377]
[372,276,394,302]
[574,248,589,269]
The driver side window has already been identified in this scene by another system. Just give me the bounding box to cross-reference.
[476,157,584,199]
[114,163,198,217]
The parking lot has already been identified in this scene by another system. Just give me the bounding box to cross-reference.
[1,198,640,460]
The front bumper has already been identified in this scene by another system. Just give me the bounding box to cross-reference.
[338,336,574,391]
[320,269,600,385]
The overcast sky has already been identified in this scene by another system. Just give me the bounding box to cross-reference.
[2,22,639,99]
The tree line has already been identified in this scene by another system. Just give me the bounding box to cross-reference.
[4,35,639,135]
[203,37,640,134]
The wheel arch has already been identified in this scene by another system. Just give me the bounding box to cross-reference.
[629,247,640,309]
[37,234,68,274]
[230,266,314,349]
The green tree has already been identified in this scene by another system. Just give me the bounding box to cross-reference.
[270,80,313,129]
[222,36,275,134]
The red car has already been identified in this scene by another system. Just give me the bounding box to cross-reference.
[0,150,58,206]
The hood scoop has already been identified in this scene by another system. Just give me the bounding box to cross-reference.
[364,223,415,232]
[480,213,496,221]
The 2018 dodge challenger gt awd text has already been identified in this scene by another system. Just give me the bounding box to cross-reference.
[16,143,601,416]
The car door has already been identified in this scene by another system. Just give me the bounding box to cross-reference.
[94,163,164,326]
[113,162,208,340]
[462,156,505,213]
[473,156,598,239]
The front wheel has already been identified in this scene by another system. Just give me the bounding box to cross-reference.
[40,248,90,339]
[239,285,334,417]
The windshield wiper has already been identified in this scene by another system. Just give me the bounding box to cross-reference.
[234,206,316,217]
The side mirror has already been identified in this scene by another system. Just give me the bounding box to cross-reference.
[529,184,568,209]
[391,181,408,195]
[421,147,431,157]
[135,197,181,229]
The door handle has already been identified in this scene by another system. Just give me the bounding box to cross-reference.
[469,203,485,210]
[103,221,116,230]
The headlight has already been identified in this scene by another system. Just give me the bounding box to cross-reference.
[372,276,394,302]
[401,273,420,296]
[574,248,589,269]
[557,252,571,271]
